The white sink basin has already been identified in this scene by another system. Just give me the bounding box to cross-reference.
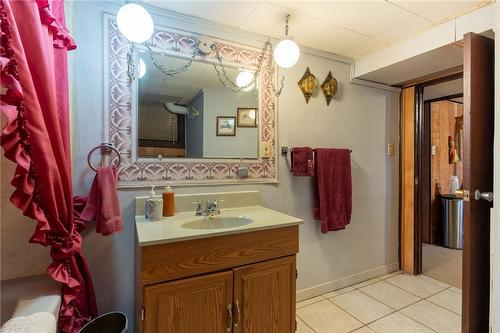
[181,215,254,230]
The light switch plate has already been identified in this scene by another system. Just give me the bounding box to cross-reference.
[261,142,272,159]
[387,143,395,156]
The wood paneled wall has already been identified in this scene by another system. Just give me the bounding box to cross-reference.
[429,100,464,244]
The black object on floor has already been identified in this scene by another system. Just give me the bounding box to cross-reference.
[78,311,128,333]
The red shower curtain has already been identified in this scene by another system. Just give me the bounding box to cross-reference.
[0,0,97,332]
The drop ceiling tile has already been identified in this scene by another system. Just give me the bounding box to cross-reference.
[144,0,198,16]
[389,0,483,24]
[193,1,260,28]
[241,1,373,56]
[272,1,421,38]
[375,15,433,44]
[343,37,388,59]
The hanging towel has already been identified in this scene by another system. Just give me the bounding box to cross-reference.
[313,148,352,233]
[81,166,123,236]
[291,147,314,176]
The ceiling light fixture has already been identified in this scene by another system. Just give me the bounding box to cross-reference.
[273,15,300,69]
[117,3,154,43]
[138,58,146,78]
[236,70,255,91]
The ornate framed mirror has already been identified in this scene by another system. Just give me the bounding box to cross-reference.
[104,15,278,186]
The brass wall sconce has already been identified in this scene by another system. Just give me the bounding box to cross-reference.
[297,67,318,103]
[320,71,338,106]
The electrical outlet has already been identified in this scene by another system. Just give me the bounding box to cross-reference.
[431,145,437,155]
[387,143,395,156]
[261,141,272,158]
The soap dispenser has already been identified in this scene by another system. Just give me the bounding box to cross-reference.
[162,183,175,217]
[145,185,162,221]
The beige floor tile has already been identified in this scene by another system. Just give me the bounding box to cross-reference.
[351,327,376,333]
[360,280,421,310]
[400,300,461,333]
[418,274,450,288]
[297,296,323,309]
[296,317,315,333]
[448,287,462,295]
[297,299,363,333]
[368,312,435,333]
[351,277,381,289]
[385,274,447,298]
[330,290,394,324]
[427,289,462,315]
[322,285,356,299]
[378,271,403,280]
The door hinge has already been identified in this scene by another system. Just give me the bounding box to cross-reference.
[141,307,145,321]
[296,269,298,279]
[295,319,297,331]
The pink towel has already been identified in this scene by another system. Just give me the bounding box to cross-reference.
[291,147,314,176]
[81,167,123,236]
[313,148,352,233]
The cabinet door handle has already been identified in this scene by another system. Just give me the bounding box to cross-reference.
[234,299,241,328]
[226,304,233,332]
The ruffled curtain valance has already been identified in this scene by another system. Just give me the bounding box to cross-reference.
[0,1,97,332]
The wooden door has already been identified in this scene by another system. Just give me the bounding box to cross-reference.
[462,32,494,333]
[233,256,296,333]
[143,271,233,333]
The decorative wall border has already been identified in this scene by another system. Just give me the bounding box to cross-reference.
[104,15,278,186]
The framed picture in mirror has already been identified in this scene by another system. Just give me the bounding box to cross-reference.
[237,108,258,128]
[216,116,236,136]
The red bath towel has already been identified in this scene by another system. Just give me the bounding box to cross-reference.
[313,148,352,233]
[81,166,123,235]
[291,147,314,176]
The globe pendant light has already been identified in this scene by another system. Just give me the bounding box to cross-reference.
[117,3,154,43]
[273,15,300,69]
[236,70,255,91]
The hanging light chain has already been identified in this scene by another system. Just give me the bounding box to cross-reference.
[126,37,284,97]
[285,14,290,36]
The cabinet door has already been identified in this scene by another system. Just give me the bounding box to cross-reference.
[143,271,233,333]
[233,256,296,333]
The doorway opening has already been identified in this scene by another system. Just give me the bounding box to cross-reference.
[418,76,464,289]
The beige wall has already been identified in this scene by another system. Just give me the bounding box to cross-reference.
[0,117,51,281]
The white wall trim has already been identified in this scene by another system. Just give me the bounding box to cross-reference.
[296,262,400,302]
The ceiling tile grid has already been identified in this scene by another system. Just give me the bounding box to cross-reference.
[144,0,492,59]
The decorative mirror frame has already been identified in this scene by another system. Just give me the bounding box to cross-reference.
[103,15,278,187]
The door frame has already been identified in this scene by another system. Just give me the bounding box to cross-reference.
[399,72,463,274]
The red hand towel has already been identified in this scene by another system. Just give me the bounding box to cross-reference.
[313,148,352,233]
[81,167,123,236]
[291,147,314,176]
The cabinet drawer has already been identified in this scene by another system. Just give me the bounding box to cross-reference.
[141,226,298,286]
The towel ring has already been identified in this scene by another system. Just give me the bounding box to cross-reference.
[87,143,121,172]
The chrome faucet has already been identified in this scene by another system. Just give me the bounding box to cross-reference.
[190,199,224,216]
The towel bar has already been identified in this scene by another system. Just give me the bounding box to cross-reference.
[87,143,121,172]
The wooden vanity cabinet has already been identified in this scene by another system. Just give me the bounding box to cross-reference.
[139,226,299,333]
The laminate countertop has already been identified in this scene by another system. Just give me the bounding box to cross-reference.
[135,205,303,247]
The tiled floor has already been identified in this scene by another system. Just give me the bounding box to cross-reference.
[296,272,461,333]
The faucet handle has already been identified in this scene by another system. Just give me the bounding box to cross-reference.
[190,200,203,215]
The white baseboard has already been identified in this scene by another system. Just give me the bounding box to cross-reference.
[296,262,400,302]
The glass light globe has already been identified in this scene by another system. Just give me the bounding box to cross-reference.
[117,3,154,43]
[273,37,300,68]
[138,58,146,79]
[236,71,255,91]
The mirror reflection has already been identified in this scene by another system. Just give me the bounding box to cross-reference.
[137,50,259,159]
